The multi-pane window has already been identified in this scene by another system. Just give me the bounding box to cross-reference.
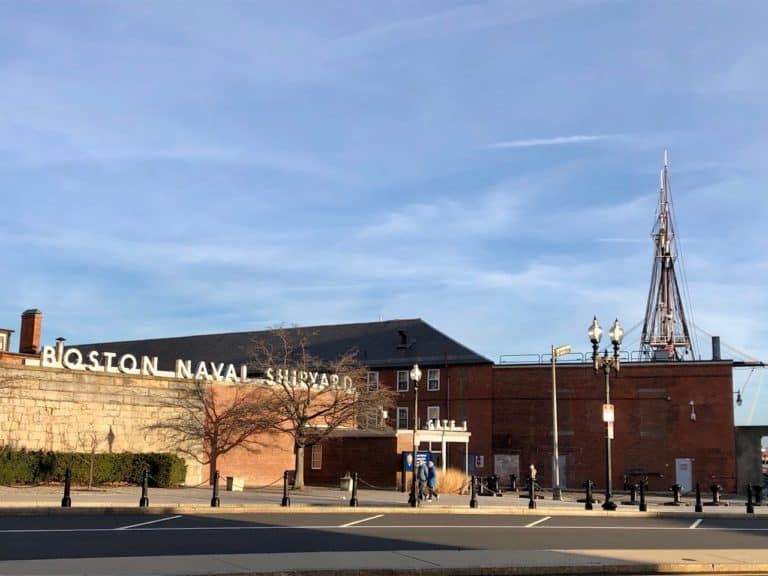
[397,407,409,430]
[427,406,440,428]
[311,445,322,470]
[367,371,379,391]
[427,368,440,391]
[396,370,409,392]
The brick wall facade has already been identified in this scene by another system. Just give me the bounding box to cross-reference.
[492,361,736,492]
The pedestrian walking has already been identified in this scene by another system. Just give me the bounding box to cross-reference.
[417,461,428,500]
[426,460,439,501]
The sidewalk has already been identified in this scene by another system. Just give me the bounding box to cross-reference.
[0,482,762,516]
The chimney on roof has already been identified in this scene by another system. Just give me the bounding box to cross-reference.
[712,336,721,361]
[19,309,42,354]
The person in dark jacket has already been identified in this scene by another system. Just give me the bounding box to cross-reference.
[426,460,439,501]
[416,462,428,500]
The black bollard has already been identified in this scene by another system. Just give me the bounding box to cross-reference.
[281,470,291,507]
[527,475,536,509]
[747,483,755,515]
[139,469,149,507]
[585,480,593,511]
[639,481,647,512]
[629,484,637,505]
[210,469,220,507]
[695,482,703,513]
[470,475,478,508]
[350,472,359,507]
[61,468,72,507]
[510,474,517,492]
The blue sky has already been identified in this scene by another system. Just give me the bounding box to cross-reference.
[1,1,767,424]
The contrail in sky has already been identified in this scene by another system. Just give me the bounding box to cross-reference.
[489,134,621,148]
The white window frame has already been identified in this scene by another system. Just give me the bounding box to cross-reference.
[367,371,379,391]
[397,407,409,430]
[396,370,409,392]
[311,444,322,470]
[427,405,440,427]
[427,368,440,391]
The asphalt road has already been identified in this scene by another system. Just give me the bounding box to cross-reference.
[1,512,767,562]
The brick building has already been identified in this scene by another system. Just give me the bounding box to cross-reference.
[0,310,740,493]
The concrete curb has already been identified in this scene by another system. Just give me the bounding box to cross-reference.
[0,503,762,518]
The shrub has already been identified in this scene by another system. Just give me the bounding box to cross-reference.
[0,449,186,487]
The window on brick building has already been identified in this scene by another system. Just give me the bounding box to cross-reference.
[427,369,440,391]
[367,371,379,391]
[311,445,322,470]
[427,405,440,427]
[396,370,409,392]
[397,407,409,430]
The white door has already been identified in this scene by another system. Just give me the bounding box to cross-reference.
[675,458,693,492]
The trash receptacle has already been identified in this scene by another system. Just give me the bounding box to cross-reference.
[339,473,353,492]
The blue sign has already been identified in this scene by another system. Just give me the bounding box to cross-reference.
[402,451,431,471]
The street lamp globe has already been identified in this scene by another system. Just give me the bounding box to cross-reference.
[410,364,422,385]
[609,319,624,347]
[588,316,603,345]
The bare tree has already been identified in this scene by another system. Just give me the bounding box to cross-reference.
[148,379,279,484]
[249,328,397,489]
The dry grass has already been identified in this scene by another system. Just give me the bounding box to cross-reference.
[397,467,471,495]
[438,467,470,494]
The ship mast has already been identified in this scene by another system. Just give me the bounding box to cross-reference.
[640,151,692,360]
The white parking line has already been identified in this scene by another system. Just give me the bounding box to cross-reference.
[340,514,384,527]
[115,515,183,530]
[689,519,703,529]
[525,517,551,528]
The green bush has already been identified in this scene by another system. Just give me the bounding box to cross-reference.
[0,448,186,487]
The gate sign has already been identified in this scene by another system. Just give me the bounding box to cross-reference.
[602,403,615,423]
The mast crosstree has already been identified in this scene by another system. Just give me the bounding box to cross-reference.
[640,151,692,361]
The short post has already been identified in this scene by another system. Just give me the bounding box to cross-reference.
[585,480,593,511]
[695,482,703,513]
[61,468,72,507]
[510,474,517,492]
[528,465,537,510]
[350,472,359,507]
[470,475,478,509]
[710,483,722,505]
[670,483,682,506]
[210,469,220,507]
[281,470,291,507]
[639,480,647,512]
[628,483,637,505]
[139,469,149,507]
[746,483,754,515]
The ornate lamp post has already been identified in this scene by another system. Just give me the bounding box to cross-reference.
[408,363,422,508]
[588,316,623,511]
[551,344,571,500]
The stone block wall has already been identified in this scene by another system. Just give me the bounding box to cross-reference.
[0,363,204,484]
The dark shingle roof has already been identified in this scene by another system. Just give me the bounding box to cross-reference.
[74,318,491,371]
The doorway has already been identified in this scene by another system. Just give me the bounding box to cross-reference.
[675,458,693,492]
